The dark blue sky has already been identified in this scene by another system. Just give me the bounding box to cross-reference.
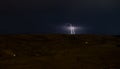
[0,0,120,34]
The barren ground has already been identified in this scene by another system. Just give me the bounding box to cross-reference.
[0,34,120,69]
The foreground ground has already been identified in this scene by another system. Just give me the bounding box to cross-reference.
[0,34,120,69]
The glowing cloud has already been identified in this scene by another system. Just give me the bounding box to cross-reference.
[66,24,81,34]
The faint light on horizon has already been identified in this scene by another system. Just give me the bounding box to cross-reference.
[65,23,83,34]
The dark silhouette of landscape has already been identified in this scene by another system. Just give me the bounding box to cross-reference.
[0,34,120,69]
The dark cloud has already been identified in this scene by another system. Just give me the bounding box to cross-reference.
[0,0,119,34]
[0,0,119,15]
[1,0,119,10]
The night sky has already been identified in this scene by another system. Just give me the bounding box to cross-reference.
[0,0,120,35]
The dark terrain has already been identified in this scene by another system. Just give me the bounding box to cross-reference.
[0,34,120,69]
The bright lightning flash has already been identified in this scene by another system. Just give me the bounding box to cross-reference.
[67,24,77,35]
[63,23,83,34]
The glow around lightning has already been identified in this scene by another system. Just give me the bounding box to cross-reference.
[69,24,75,34]
[62,23,83,34]
[67,24,78,35]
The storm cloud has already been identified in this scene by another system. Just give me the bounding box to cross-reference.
[1,0,119,10]
[0,0,119,34]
